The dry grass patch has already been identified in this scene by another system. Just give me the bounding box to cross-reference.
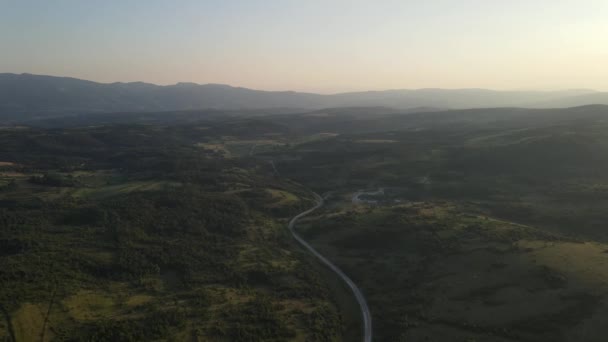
[63,290,118,321]
[12,303,49,342]
[125,295,154,308]
[196,143,232,157]
[264,189,299,208]
[518,240,608,291]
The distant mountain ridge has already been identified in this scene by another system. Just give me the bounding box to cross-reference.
[1,73,607,119]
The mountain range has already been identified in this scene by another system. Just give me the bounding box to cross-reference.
[2,73,608,120]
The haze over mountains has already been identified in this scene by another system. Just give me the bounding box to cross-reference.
[2,73,608,120]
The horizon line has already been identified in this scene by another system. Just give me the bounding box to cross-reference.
[1,71,603,95]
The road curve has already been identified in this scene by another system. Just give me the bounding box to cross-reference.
[288,193,373,342]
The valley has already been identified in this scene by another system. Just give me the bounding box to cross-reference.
[3,105,608,341]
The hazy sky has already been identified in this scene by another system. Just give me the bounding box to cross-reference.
[1,0,607,93]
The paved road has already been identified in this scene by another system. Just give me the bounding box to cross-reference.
[288,193,373,342]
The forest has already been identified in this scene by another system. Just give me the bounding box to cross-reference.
[0,122,342,341]
[3,105,608,341]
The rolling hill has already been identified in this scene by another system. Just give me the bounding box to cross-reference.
[1,73,607,120]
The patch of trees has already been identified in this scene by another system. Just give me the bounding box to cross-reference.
[29,173,78,187]
[306,305,342,342]
[80,309,185,342]
[106,189,249,236]
[212,297,296,341]
[0,180,17,192]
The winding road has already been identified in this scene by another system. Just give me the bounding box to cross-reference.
[288,192,373,342]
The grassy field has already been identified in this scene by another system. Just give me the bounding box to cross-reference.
[295,192,608,341]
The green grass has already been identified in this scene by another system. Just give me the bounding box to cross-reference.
[299,197,608,341]
[8,106,608,341]
[63,290,119,321]
[69,181,180,199]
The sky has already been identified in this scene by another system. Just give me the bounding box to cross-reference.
[1,0,608,93]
